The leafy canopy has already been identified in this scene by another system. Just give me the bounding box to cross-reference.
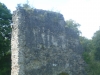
[65,19,81,35]
[0,2,12,75]
[92,30,100,61]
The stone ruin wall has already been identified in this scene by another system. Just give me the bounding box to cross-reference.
[11,8,87,75]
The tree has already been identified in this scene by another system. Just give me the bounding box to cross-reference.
[65,19,81,35]
[0,2,12,75]
[79,36,93,64]
[92,30,100,61]
[80,30,100,75]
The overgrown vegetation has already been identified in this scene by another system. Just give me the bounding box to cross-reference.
[65,19,81,35]
[66,19,100,75]
[80,30,100,75]
[0,2,12,75]
[16,3,34,11]
[58,72,69,75]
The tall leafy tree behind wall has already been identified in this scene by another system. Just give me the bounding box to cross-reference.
[80,30,100,75]
[0,2,12,75]
[66,19,100,75]
[65,19,81,35]
[92,30,100,61]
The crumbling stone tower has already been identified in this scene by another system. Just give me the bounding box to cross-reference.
[11,7,86,75]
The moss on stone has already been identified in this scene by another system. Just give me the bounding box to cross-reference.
[58,72,69,75]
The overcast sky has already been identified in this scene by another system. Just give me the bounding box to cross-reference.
[1,0,100,39]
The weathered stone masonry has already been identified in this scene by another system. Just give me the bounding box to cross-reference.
[11,7,87,75]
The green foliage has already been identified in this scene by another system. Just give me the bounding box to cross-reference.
[65,19,81,35]
[0,2,11,75]
[95,48,100,60]
[92,30,100,61]
[0,53,11,75]
[80,36,93,63]
[58,72,69,75]
[80,30,100,75]
[80,36,91,51]
[16,3,34,11]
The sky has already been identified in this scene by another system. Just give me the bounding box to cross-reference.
[1,0,100,39]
